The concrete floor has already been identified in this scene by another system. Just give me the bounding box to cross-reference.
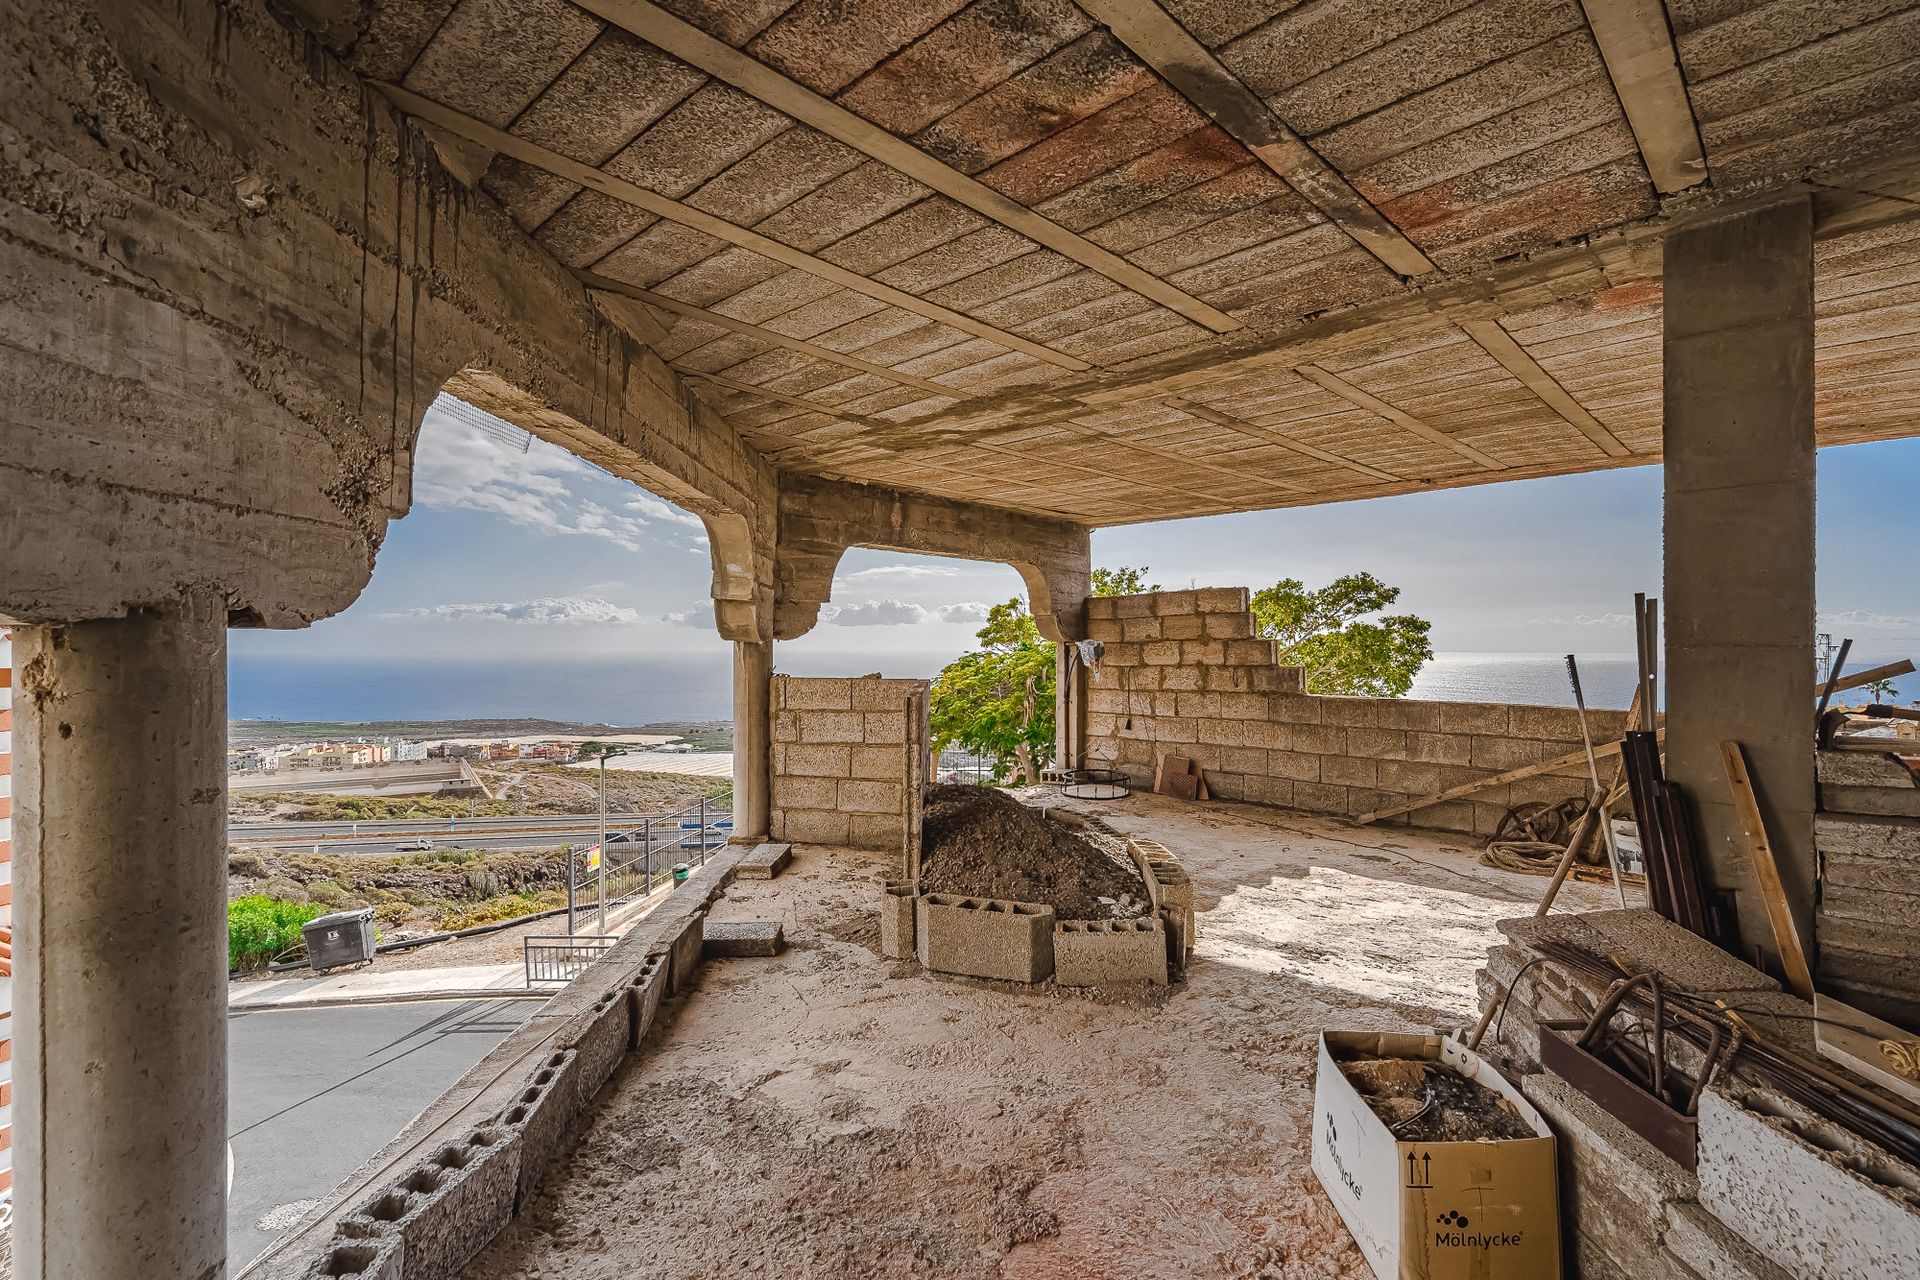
[227,997,537,1269]
[463,794,1623,1279]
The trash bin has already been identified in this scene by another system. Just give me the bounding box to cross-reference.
[672,863,691,885]
[302,907,377,971]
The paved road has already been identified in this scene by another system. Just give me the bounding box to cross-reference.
[229,814,732,856]
[227,997,538,1269]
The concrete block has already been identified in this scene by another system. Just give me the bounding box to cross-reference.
[703,919,785,957]
[1087,596,1119,620]
[1242,719,1291,749]
[1291,781,1349,813]
[1178,639,1225,665]
[780,744,851,777]
[781,807,852,845]
[782,678,854,711]
[1253,666,1305,693]
[1120,615,1163,641]
[1820,785,1920,817]
[353,1123,520,1280]
[800,710,866,744]
[734,841,793,879]
[1315,696,1378,727]
[1506,704,1589,740]
[915,893,1055,983]
[1266,749,1322,783]
[1195,587,1247,612]
[1159,613,1205,640]
[1405,730,1474,765]
[1195,717,1241,746]
[1817,749,1918,787]
[848,744,904,779]
[1661,1201,1792,1280]
[1114,594,1153,618]
[850,679,913,711]
[306,1228,404,1280]
[1289,722,1347,755]
[1471,734,1575,773]
[627,951,667,1047]
[665,909,706,994]
[1143,641,1181,665]
[838,778,903,812]
[557,984,631,1103]
[778,776,838,810]
[1053,917,1168,986]
[1344,726,1407,758]
[1159,665,1200,691]
[1320,754,1378,787]
[1698,1087,1920,1279]
[879,882,916,959]
[848,810,907,850]
[1150,588,1199,615]
[861,710,908,742]
[1223,638,1276,665]
[1202,611,1254,639]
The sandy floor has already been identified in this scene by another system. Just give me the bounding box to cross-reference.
[465,793,1615,1280]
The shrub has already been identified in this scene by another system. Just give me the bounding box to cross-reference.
[374,900,413,928]
[229,896,324,970]
[257,875,309,903]
[307,879,351,907]
[228,849,271,879]
[437,890,564,932]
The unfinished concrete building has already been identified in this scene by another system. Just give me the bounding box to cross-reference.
[4,0,1920,1275]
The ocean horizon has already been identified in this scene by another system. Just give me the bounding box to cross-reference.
[229,648,1904,725]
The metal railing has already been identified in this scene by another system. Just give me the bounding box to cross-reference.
[523,934,616,985]
[564,792,732,936]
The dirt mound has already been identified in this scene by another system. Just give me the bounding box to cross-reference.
[918,785,1149,920]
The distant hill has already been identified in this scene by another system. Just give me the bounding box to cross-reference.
[228,717,733,749]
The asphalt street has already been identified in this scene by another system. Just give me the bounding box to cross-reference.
[229,813,732,855]
[227,997,538,1269]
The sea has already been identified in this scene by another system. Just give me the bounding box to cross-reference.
[229,650,1903,724]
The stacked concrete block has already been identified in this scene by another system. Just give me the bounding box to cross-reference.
[338,1124,521,1280]
[770,675,929,857]
[1814,749,1920,1024]
[915,893,1056,983]
[307,1227,404,1280]
[1698,1087,1920,1279]
[626,951,667,1048]
[1127,835,1196,971]
[1085,588,1628,835]
[1053,917,1169,986]
[879,882,916,960]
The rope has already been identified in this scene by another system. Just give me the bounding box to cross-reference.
[1479,839,1645,885]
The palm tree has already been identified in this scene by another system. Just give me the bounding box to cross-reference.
[1862,677,1900,705]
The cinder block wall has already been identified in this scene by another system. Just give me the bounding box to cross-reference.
[1086,589,1630,836]
[771,675,929,854]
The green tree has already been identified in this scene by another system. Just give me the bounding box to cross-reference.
[1091,565,1159,596]
[1248,572,1433,697]
[1863,677,1901,705]
[930,598,1056,784]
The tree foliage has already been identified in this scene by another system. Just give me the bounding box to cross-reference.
[930,598,1056,784]
[1091,565,1159,596]
[1248,572,1433,697]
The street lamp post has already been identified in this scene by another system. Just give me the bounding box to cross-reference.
[596,746,626,932]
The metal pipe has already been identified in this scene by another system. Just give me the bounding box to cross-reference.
[1567,654,1630,908]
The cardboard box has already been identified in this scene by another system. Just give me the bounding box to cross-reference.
[1310,1031,1561,1280]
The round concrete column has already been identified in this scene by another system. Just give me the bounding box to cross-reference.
[731,640,772,843]
[13,593,229,1280]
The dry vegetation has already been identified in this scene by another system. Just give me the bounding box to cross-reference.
[226,845,571,936]
[228,764,727,822]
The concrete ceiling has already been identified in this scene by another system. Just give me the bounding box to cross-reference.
[323,0,1920,524]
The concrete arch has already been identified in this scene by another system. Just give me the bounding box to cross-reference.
[773,474,1090,644]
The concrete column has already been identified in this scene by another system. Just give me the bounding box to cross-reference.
[731,640,772,843]
[1663,196,1817,964]
[13,593,229,1280]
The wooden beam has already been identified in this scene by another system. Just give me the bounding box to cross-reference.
[1721,740,1816,998]
[574,0,1245,334]
[1293,364,1508,470]
[1170,399,1400,482]
[1457,317,1633,458]
[1579,0,1708,194]
[1823,658,1916,697]
[1354,729,1666,825]
[375,83,1092,372]
[581,272,965,400]
[1077,0,1435,279]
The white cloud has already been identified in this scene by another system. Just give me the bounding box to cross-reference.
[935,601,993,623]
[1821,609,1920,632]
[411,397,701,550]
[382,596,643,625]
[843,564,961,581]
[663,603,714,628]
[825,599,930,626]
[1527,613,1633,627]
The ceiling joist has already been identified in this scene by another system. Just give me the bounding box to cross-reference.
[575,0,1245,334]
[1293,365,1509,471]
[1455,318,1633,459]
[1579,0,1708,194]
[1079,0,1435,279]
[1171,399,1400,482]
[377,82,1093,372]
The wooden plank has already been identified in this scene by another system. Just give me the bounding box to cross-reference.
[374,83,1092,371]
[1825,659,1916,697]
[580,272,965,399]
[1077,0,1435,279]
[1578,0,1707,194]
[1354,729,1666,825]
[575,0,1245,334]
[1456,318,1633,458]
[1721,740,1816,1000]
[1294,364,1509,470]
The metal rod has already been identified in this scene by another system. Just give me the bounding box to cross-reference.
[1816,636,1853,727]
[597,751,608,933]
[1567,654,1630,908]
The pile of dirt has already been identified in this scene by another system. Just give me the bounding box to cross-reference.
[918,785,1149,920]
[1337,1054,1538,1142]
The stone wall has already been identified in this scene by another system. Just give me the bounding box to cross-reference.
[1085,589,1631,836]
[770,676,929,859]
[1814,747,1920,1025]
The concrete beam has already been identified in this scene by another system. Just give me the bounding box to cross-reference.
[775,474,1091,642]
[1079,0,1434,278]
[1663,196,1816,963]
[572,0,1244,334]
[1293,364,1509,470]
[14,593,230,1279]
[1456,317,1634,459]
[1580,0,1708,194]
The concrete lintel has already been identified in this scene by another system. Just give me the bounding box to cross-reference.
[774,474,1091,642]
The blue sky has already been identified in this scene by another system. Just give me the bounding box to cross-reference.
[228,397,1920,720]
